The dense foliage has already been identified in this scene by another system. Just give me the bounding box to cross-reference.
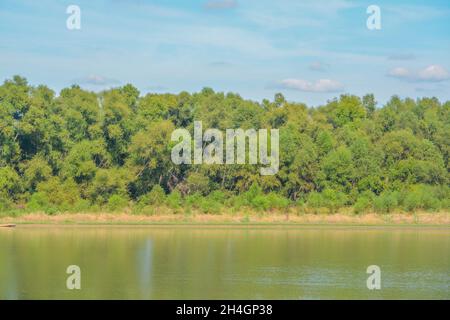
[0,76,449,215]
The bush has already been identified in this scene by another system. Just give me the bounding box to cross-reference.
[185,191,226,214]
[136,205,155,216]
[166,190,182,209]
[88,168,129,205]
[199,196,222,214]
[265,192,290,210]
[226,194,248,211]
[243,188,290,212]
[27,192,60,214]
[321,188,347,213]
[185,192,203,208]
[353,195,372,214]
[251,195,270,211]
[403,185,441,212]
[245,183,263,203]
[185,172,210,195]
[208,190,227,203]
[27,192,50,211]
[441,198,450,210]
[0,195,13,212]
[72,199,91,212]
[0,166,22,200]
[403,192,421,212]
[373,191,399,213]
[139,185,166,206]
[231,183,266,210]
[307,192,323,213]
[35,177,81,209]
[107,194,129,212]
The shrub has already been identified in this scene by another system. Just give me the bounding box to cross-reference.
[107,194,129,212]
[199,196,222,214]
[307,192,323,212]
[27,192,60,214]
[72,199,91,212]
[403,185,441,212]
[185,192,203,209]
[27,192,50,211]
[0,195,13,212]
[226,194,248,211]
[166,190,182,209]
[138,206,156,216]
[266,192,290,210]
[186,191,226,214]
[403,192,421,212]
[321,188,347,213]
[35,177,81,208]
[245,183,263,203]
[139,185,166,206]
[353,195,372,214]
[0,166,22,200]
[185,172,210,195]
[251,195,270,211]
[88,168,129,205]
[373,191,399,213]
[208,190,227,203]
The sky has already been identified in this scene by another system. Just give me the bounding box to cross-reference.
[0,0,449,106]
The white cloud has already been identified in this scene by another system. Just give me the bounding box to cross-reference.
[417,65,450,82]
[388,65,449,82]
[387,67,411,79]
[281,78,344,93]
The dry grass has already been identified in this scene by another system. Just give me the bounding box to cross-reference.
[0,208,449,226]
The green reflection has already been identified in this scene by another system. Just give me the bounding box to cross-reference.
[0,226,449,299]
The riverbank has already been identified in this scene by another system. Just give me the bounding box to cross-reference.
[0,211,449,226]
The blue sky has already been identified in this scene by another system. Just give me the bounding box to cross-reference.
[0,0,449,105]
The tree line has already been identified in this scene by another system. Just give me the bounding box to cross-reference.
[0,75,448,215]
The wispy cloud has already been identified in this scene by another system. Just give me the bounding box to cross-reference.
[109,0,188,18]
[146,85,168,92]
[309,61,330,72]
[287,0,357,15]
[388,67,411,78]
[74,74,120,86]
[208,61,233,67]
[204,0,237,10]
[243,11,322,29]
[1,0,449,106]
[241,0,357,29]
[387,53,416,61]
[388,65,450,82]
[280,78,344,93]
[385,4,450,22]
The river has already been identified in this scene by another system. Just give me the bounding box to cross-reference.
[0,225,449,299]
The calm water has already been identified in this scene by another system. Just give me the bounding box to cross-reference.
[0,226,449,299]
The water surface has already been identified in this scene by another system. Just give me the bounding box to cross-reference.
[0,225,449,299]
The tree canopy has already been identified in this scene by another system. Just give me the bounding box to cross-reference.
[0,76,448,214]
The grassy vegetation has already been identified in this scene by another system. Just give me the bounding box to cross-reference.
[1,209,449,226]
[1,183,448,218]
